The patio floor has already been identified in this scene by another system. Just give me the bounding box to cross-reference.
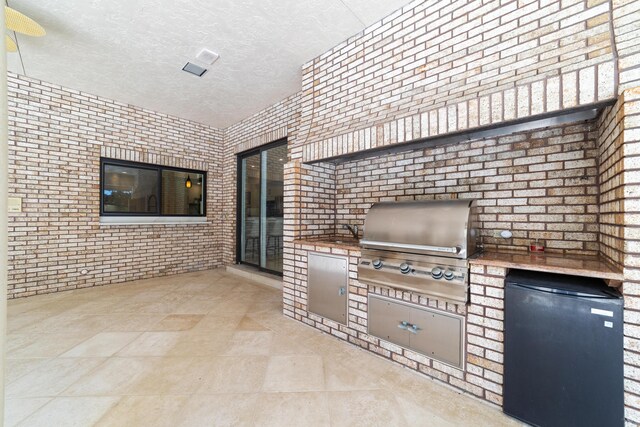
[5,269,520,426]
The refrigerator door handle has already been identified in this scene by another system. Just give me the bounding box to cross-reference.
[508,282,612,299]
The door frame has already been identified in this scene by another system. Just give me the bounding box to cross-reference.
[236,138,287,276]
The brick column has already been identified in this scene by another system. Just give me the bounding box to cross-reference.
[467,264,508,405]
[282,160,300,318]
[622,87,640,425]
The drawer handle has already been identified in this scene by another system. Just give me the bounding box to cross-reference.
[361,240,461,254]
[398,321,421,333]
[398,321,409,330]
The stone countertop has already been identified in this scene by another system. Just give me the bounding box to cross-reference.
[291,239,624,282]
[292,237,361,251]
[470,251,624,282]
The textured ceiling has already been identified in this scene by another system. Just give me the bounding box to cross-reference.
[6,0,411,128]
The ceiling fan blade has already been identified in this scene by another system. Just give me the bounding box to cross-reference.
[5,35,17,52]
[5,6,45,37]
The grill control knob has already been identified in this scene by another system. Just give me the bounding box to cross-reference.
[444,270,455,281]
[399,263,411,274]
[372,259,383,270]
[431,267,443,279]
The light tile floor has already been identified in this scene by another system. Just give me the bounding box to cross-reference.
[5,269,522,426]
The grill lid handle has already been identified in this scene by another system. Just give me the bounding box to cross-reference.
[360,240,461,254]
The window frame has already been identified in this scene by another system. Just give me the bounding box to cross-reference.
[100,157,207,217]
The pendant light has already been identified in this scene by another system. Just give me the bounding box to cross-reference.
[5,6,46,36]
[5,35,17,52]
[185,175,192,188]
[4,6,46,53]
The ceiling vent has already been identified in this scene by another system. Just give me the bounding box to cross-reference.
[182,62,207,77]
[196,48,219,65]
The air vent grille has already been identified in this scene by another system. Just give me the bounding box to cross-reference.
[182,62,207,77]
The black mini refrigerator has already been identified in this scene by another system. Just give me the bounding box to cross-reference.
[504,269,624,427]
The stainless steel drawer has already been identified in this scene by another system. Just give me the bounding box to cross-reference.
[409,305,463,368]
[368,295,464,369]
[308,252,348,324]
[368,295,411,348]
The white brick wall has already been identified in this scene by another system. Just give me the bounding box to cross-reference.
[221,93,302,266]
[297,0,617,161]
[217,1,639,421]
[334,122,599,255]
[7,0,640,422]
[7,73,224,298]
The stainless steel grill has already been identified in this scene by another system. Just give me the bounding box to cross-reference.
[358,199,479,304]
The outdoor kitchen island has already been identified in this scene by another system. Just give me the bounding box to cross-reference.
[287,237,623,408]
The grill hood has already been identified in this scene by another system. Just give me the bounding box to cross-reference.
[361,199,479,259]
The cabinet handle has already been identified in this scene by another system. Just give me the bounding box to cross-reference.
[338,287,346,296]
[398,321,421,333]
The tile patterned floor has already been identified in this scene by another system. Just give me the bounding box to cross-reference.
[5,269,522,426]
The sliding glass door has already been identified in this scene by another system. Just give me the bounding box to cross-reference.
[240,153,261,266]
[238,141,286,274]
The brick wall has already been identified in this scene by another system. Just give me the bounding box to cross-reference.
[216,0,637,422]
[619,88,640,425]
[612,0,640,91]
[7,73,224,298]
[215,1,635,417]
[221,0,630,263]
[222,93,301,266]
[593,89,640,424]
[333,122,599,254]
[300,163,336,238]
[6,0,640,420]
[299,0,617,161]
[598,101,625,269]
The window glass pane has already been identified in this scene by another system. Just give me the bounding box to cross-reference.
[240,154,261,265]
[103,164,159,213]
[161,170,204,215]
[263,144,286,273]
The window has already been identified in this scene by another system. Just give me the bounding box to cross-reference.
[161,169,205,215]
[101,158,206,216]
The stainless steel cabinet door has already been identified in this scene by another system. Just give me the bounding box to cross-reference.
[409,307,463,368]
[308,252,348,324]
[368,296,411,348]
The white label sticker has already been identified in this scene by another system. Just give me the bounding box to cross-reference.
[591,308,613,317]
[604,321,613,328]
